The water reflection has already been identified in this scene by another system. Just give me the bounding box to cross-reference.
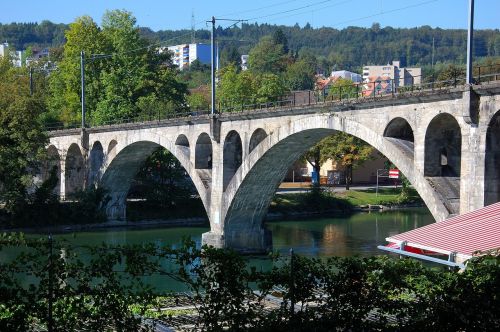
[267,208,434,257]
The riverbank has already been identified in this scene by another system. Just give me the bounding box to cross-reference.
[0,186,422,233]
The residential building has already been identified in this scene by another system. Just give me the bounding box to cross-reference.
[25,47,50,67]
[330,70,362,83]
[0,42,24,67]
[315,70,363,96]
[241,54,249,71]
[164,43,211,70]
[362,60,422,96]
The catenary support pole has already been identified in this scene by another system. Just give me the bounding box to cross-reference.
[210,17,216,115]
[81,51,86,128]
[466,0,474,84]
[29,67,33,96]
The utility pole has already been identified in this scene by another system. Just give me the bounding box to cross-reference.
[80,51,86,128]
[207,17,247,116]
[210,17,216,116]
[431,37,435,71]
[466,0,474,84]
[29,66,33,96]
[191,10,196,44]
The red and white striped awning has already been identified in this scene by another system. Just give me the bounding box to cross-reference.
[379,201,500,266]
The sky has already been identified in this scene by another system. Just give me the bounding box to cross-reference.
[1,0,499,32]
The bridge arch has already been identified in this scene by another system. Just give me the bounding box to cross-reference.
[221,114,450,250]
[42,145,61,196]
[65,143,85,197]
[223,130,242,191]
[99,134,209,220]
[383,117,415,158]
[485,110,500,205]
[384,117,414,141]
[424,113,462,177]
[175,134,190,160]
[195,133,213,170]
[249,128,267,153]
[88,141,104,188]
[108,140,118,160]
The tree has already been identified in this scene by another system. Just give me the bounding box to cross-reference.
[329,78,359,100]
[94,10,151,122]
[285,59,315,91]
[220,45,241,68]
[272,28,289,54]
[134,148,193,208]
[217,64,255,108]
[254,73,287,103]
[0,57,48,212]
[324,132,373,190]
[304,132,373,190]
[436,64,466,86]
[48,16,109,126]
[248,35,287,74]
[301,136,335,185]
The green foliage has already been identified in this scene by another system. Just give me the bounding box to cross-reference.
[322,132,373,190]
[302,132,373,190]
[1,235,500,330]
[436,63,466,86]
[48,16,108,125]
[0,56,48,212]
[248,35,288,74]
[219,45,241,68]
[186,91,209,111]
[285,59,315,91]
[0,233,159,331]
[134,148,193,208]
[269,191,352,215]
[328,77,359,100]
[48,11,188,127]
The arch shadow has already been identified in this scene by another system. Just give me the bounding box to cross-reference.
[65,143,85,197]
[485,110,500,205]
[100,136,209,220]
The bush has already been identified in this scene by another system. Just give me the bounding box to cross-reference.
[1,235,499,330]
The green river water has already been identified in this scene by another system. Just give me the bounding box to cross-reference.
[4,208,435,291]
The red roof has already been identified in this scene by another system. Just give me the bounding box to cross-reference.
[386,201,500,260]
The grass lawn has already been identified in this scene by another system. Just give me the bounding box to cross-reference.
[336,187,422,206]
[270,187,422,213]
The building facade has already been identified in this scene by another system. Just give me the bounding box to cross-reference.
[330,70,362,83]
[165,43,211,70]
[362,60,422,96]
[0,42,23,67]
[241,54,249,71]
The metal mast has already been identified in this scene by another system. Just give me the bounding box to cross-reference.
[81,51,86,128]
[466,0,474,84]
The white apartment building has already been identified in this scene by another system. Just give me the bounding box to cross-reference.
[0,42,23,67]
[330,70,362,83]
[241,54,249,71]
[165,43,211,70]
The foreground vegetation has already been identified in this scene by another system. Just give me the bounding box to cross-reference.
[0,234,499,331]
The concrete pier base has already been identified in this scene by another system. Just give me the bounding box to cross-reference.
[202,228,272,254]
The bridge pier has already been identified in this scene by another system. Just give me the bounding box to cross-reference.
[105,192,127,220]
[201,227,272,254]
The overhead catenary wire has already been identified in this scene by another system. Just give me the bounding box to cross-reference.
[83,0,440,63]
[244,0,438,26]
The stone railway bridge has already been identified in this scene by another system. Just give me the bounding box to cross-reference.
[46,83,500,252]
